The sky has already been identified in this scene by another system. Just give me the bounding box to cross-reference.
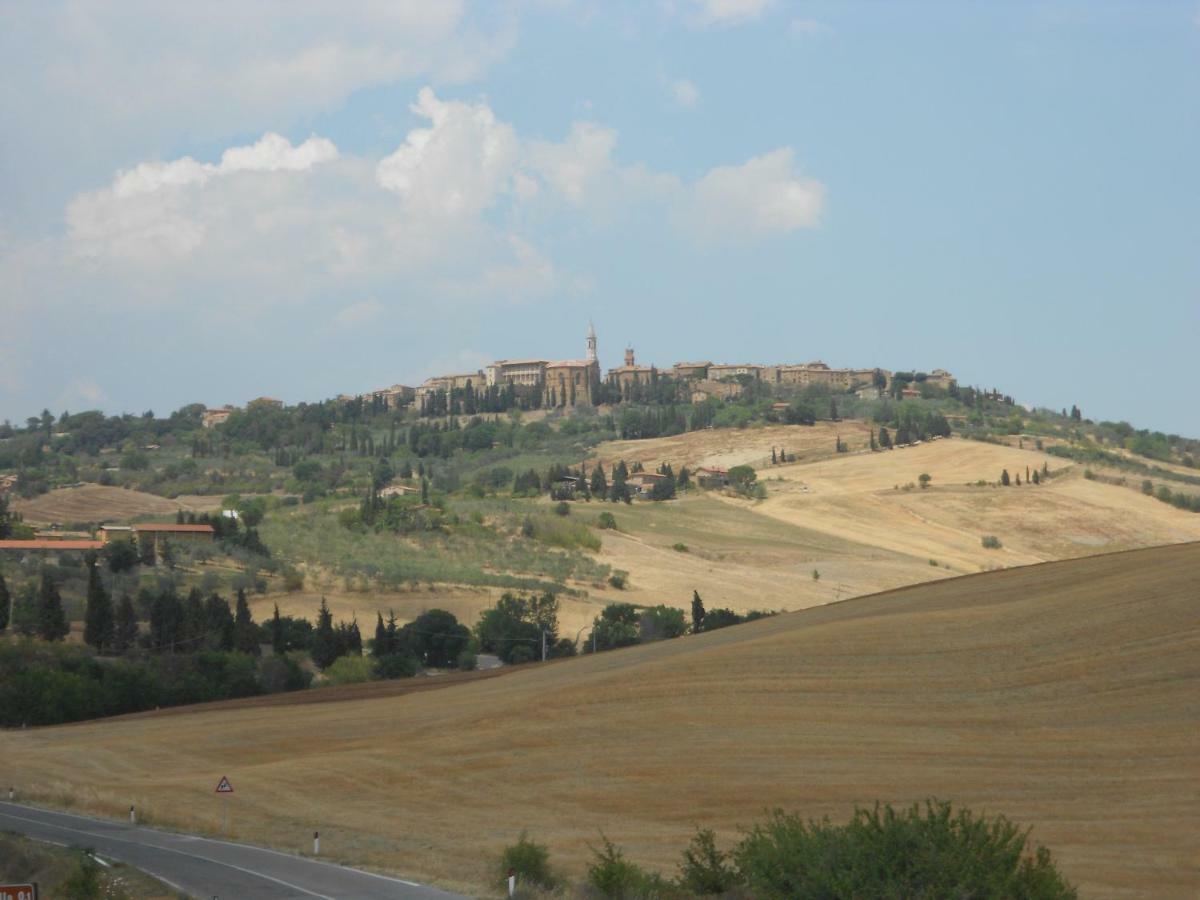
[1,0,1197,435]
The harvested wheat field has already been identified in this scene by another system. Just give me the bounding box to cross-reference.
[11,483,221,525]
[4,543,1197,897]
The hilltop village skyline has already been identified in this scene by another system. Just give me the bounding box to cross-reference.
[199,325,955,427]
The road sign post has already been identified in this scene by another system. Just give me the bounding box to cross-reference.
[0,885,38,900]
[214,776,234,835]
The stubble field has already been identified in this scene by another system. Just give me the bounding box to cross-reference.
[3,543,1197,898]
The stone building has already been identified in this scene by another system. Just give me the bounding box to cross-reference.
[542,324,601,408]
[708,363,764,381]
[776,362,883,391]
[607,347,656,394]
[672,361,711,380]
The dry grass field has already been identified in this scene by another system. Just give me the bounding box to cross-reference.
[12,484,221,525]
[260,434,1200,638]
[4,543,1197,898]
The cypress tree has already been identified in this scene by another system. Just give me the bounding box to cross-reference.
[271,603,284,655]
[372,611,389,658]
[590,463,607,497]
[113,594,138,652]
[347,617,363,656]
[0,570,9,631]
[234,589,260,655]
[691,590,706,634]
[879,426,892,449]
[311,598,338,669]
[83,553,114,651]
[36,569,69,642]
[204,593,235,651]
[1000,469,1011,486]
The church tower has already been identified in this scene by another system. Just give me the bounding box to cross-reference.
[586,321,597,363]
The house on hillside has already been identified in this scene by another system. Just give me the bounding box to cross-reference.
[694,467,729,489]
[131,523,215,558]
[0,539,105,562]
[626,471,667,497]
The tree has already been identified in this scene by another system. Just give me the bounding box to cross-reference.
[829,398,839,421]
[590,463,607,497]
[234,589,260,655]
[113,593,139,653]
[401,609,470,668]
[918,473,931,490]
[691,590,706,634]
[37,570,69,642]
[610,460,630,503]
[311,598,338,669]
[879,426,892,449]
[727,465,757,495]
[771,448,778,465]
[638,605,687,642]
[104,538,139,574]
[372,611,389,658]
[1000,469,1011,486]
[83,553,114,651]
[204,593,235,651]
[137,532,156,567]
[586,603,641,652]
[0,570,9,631]
[1032,469,1041,485]
[271,603,284,655]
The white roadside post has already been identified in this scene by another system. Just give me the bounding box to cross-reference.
[129,804,136,825]
[313,831,320,855]
[7,786,13,801]
[507,867,516,898]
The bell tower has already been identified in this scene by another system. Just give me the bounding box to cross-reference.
[586,321,597,363]
[624,346,635,367]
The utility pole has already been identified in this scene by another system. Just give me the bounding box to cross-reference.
[541,628,547,662]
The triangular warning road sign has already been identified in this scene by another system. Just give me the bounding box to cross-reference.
[215,776,234,794]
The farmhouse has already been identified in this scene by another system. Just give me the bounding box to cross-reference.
[0,539,105,561]
[626,471,667,497]
[130,523,215,557]
[694,467,729,489]
[201,406,236,429]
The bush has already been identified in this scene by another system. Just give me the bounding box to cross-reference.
[733,801,1076,899]
[597,511,618,530]
[608,572,627,590]
[374,653,420,680]
[678,828,740,895]
[587,834,659,899]
[457,649,477,671]
[672,542,689,553]
[323,654,372,685]
[981,535,1002,549]
[500,832,557,892]
[554,501,571,516]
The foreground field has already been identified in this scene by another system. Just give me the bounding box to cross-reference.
[4,543,1196,898]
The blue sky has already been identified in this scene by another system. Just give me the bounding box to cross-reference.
[2,0,1197,434]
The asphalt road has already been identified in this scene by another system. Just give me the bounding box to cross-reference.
[0,801,467,899]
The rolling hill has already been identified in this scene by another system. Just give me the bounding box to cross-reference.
[4,543,1197,898]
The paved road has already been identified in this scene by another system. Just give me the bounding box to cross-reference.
[0,801,467,899]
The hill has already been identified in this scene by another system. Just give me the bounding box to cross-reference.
[3,543,1196,898]
[11,483,221,525]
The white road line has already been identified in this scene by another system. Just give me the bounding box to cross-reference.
[0,809,337,900]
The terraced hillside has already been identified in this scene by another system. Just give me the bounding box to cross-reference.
[4,543,1197,898]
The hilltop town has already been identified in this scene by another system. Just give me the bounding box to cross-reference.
[200,324,956,425]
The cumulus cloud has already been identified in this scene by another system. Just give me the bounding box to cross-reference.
[683,0,775,27]
[526,122,618,205]
[376,88,518,220]
[684,148,823,240]
[671,78,700,108]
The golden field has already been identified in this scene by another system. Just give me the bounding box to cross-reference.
[12,484,222,525]
[4,543,1198,898]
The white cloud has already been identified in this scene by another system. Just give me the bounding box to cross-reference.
[683,0,775,27]
[376,88,518,220]
[527,122,618,205]
[55,378,107,410]
[333,298,385,328]
[671,78,700,108]
[685,148,823,240]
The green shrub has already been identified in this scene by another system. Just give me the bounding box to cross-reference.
[597,511,618,530]
[587,834,659,898]
[672,543,689,553]
[608,572,627,590]
[733,801,1076,899]
[323,654,372,685]
[554,501,571,516]
[929,558,938,566]
[678,828,740,895]
[59,855,102,900]
[1142,479,1154,495]
[457,650,477,671]
[499,832,557,892]
[373,653,420,680]
[981,535,1002,549]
